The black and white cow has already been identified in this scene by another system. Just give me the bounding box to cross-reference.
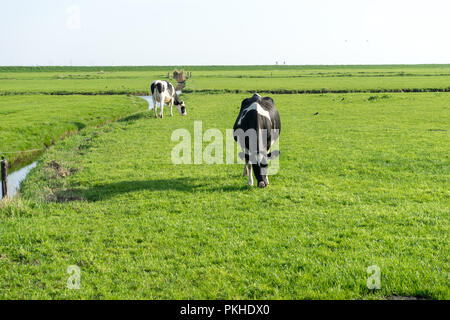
[233,94,281,188]
[150,80,187,118]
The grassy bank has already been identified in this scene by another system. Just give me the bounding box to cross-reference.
[0,95,147,169]
[1,92,448,299]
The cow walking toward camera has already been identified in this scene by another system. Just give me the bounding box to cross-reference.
[150,80,187,118]
[233,94,281,188]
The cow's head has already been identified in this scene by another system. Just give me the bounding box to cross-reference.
[175,101,187,116]
[252,150,280,188]
[238,149,280,188]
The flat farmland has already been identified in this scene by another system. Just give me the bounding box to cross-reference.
[185,75,450,93]
[0,65,448,299]
[1,65,449,95]
[1,90,448,299]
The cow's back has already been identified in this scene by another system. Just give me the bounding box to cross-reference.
[259,97,281,133]
[234,95,281,151]
[151,80,174,95]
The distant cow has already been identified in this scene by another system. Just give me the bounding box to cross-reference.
[150,80,187,118]
[233,94,281,188]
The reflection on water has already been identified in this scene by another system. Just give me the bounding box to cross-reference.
[139,96,154,110]
[1,162,38,198]
[139,91,182,111]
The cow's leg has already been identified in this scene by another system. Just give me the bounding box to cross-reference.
[243,162,253,177]
[260,174,269,187]
[247,164,254,186]
[169,97,174,117]
[152,96,158,118]
[243,151,250,176]
[159,94,165,118]
[261,157,269,186]
[246,152,254,186]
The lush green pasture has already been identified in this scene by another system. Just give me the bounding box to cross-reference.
[0,65,449,299]
[0,76,169,95]
[0,95,146,169]
[179,64,450,78]
[4,76,449,95]
[1,65,449,95]
[185,75,450,93]
[1,92,448,299]
[2,65,450,80]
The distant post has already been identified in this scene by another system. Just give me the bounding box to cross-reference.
[1,157,7,199]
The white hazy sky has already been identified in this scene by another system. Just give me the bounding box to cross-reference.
[1,0,449,65]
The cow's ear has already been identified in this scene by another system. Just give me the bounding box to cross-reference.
[267,150,280,160]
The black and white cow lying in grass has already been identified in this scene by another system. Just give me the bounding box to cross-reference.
[150,80,187,118]
[233,94,281,188]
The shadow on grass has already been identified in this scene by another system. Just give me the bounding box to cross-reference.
[68,177,248,202]
[118,112,148,122]
[73,121,86,130]
[80,178,204,201]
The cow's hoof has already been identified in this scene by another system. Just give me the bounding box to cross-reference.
[258,181,266,188]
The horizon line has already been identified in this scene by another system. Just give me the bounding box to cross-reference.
[1,63,450,68]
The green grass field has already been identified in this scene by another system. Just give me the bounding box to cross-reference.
[0,65,449,299]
